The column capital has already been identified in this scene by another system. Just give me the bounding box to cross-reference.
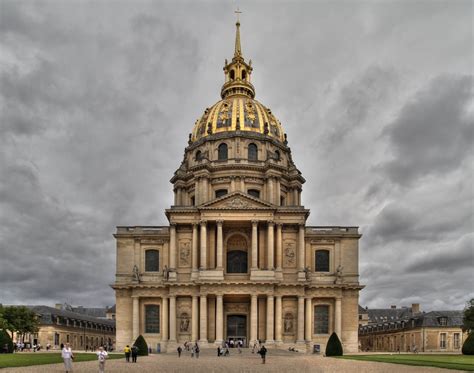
[192,222,199,228]
[200,220,208,226]
[276,222,283,227]
[168,294,177,299]
[216,219,224,226]
[298,223,305,228]
[170,223,177,228]
[267,220,275,226]
[251,220,259,226]
[251,294,258,299]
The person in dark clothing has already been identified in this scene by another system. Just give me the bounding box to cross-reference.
[177,346,182,357]
[258,345,267,364]
[131,345,139,363]
[217,347,220,357]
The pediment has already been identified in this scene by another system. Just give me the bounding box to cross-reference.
[199,192,274,210]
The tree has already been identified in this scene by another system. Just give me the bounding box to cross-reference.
[462,332,474,355]
[325,332,343,356]
[462,299,474,334]
[133,335,149,356]
[1,306,39,341]
[0,329,14,353]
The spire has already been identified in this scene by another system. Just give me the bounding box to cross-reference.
[234,8,242,58]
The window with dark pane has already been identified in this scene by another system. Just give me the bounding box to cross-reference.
[315,250,330,272]
[226,250,248,273]
[145,250,159,272]
[195,150,203,161]
[248,143,258,161]
[248,189,260,198]
[218,143,228,160]
[215,189,228,198]
[145,305,160,333]
[314,305,329,334]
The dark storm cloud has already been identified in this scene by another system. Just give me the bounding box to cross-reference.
[382,75,473,186]
[0,0,472,311]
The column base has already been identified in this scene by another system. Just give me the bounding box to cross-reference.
[264,340,275,345]
[214,340,224,346]
[297,271,307,282]
[168,271,177,282]
[197,340,209,348]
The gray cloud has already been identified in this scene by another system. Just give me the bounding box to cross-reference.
[0,0,472,311]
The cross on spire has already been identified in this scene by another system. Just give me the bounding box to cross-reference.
[234,8,242,57]
[234,7,242,23]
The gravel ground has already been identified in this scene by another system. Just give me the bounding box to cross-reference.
[1,349,464,373]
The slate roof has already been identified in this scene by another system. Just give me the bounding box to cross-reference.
[367,307,413,323]
[107,305,116,313]
[71,307,108,318]
[27,305,116,327]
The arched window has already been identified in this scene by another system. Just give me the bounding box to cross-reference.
[242,70,247,80]
[195,150,202,161]
[275,150,281,161]
[218,143,228,160]
[230,70,235,80]
[248,189,260,198]
[314,305,329,334]
[145,249,159,272]
[215,189,228,198]
[315,250,329,272]
[227,250,248,273]
[248,143,258,161]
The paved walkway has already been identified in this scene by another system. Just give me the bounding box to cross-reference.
[2,349,464,373]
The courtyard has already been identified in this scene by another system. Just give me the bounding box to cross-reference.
[1,349,472,373]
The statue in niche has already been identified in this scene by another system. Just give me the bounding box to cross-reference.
[334,264,344,284]
[284,244,296,266]
[180,313,190,332]
[163,265,169,281]
[284,313,294,333]
[132,265,140,282]
[304,266,311,280]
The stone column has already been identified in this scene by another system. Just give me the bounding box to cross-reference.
[216,220,224,270]
[241,176,245,192]
[267,221,274,270]
[266,295,274,343]
[335,297,342,338]
[305,297,312,341]
[276,224,283,271]
[174,189,178,205]
[230,176,236,192]
[251,220,258,270]
[195,178,200,205]
[297,296,305,342]
[275,296,282,343]
[200,221,207,270]
[191,296,198,342]
[132,296,139,341]
[276,178,281,206]
[298,224,305,271]
[293,188,298,206]
[268,177,274,204]
[177,188,182,206]
[199,295,208,342]
[250,295,258,344]
[298,189,302,205]
[169,296,176,342]
[192,224,198,272]
[162,296,169,342]
[216,295,224,344]
[201,177,208,204]
[169,224,177,270]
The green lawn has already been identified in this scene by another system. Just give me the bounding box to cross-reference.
[0,352,123,368]
[337,354,474,371]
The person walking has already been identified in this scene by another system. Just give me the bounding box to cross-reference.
[61,343,74,373]
[131,344,139,363]
[258,345,267,364]
[124,345,131,362]
[177,346,182,357]
[97,346,108,373]
[194,343,200,358]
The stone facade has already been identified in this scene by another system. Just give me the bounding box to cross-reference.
[112,21,363,353]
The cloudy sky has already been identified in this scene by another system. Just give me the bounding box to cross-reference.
[0,0,472,311]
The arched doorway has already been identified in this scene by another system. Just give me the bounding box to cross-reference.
[225,234,248,274]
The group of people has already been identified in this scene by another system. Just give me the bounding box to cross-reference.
[176,342,200,358]
[123,344,140,362]
[61,343,109,373]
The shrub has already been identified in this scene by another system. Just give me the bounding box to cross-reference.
[133,335,148,356]
[462,332,474,355]
[325,332,343,356]
[0,329,14,353]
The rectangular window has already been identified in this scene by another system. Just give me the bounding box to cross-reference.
[440,333,446,349]
[145,305,160,333]
[54,333,60,345]
[314,305,329,334]
[454,333,460,349]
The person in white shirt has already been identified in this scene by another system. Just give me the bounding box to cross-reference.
[61,343,74,372]
[97,346,108,373]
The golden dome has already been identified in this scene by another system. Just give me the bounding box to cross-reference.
[191,97,284,142]
[190,21,285,143]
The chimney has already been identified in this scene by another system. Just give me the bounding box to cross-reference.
[55,303,62,310]
[411,303,420,314]
[391,305,396,309]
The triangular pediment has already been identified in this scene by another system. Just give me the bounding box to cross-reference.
[199,192,275,210]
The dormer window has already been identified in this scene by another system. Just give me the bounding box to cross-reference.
[215,189,228,198]
[438,317,448,326]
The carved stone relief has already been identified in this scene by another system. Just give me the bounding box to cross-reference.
[224,303,249,313]
[224,197,250,209]
[283,312,295,334]
[283,240,296,268]
[179,240,191,268]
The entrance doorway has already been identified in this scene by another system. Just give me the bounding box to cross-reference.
[226,315,247,347]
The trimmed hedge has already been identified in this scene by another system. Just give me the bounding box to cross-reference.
[325,332,343,356]
[462,332,474,355]
[0,330,14,353]
[133,335,148,356]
